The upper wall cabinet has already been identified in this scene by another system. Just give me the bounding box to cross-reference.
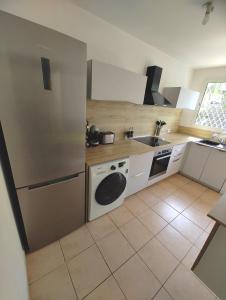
[87,60,147,104]
[163,87,200,110]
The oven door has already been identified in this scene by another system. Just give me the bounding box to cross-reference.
[150,153,171,178]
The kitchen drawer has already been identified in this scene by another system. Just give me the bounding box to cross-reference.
[126,171,149,196]
[171,143,186,157]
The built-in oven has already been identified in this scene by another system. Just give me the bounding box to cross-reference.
[149,148,172,179]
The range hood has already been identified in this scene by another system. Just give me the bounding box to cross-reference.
[143,66,172,106]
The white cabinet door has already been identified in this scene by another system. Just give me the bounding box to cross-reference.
[163,87,199,110]
[200,149,226,191]
[127,151,153,196]
[167,143,187,175]
[87,60,147,104]
[181,143,211,180]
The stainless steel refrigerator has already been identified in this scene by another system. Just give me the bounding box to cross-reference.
[0,11,87,251]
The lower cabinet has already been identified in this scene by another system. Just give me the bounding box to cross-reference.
[182,142,226,191]
[200,149,226,190]
[181,142,211,180]
[126,151,154,196]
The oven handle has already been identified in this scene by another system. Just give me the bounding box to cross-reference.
[156,154,171,161]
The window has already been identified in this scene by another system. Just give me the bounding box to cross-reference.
[196,82,226,130]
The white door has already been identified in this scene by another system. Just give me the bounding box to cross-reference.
[200,149,226,191]
[181,143,210,180]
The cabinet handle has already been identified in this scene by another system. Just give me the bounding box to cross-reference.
[156,155,171,160]
[172,158,180,162]
[41,57,51,90]
[135,172,144,177]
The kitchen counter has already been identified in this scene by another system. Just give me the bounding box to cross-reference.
[192,193,226,300]
[208,193,226,226]
[86,133,199,166]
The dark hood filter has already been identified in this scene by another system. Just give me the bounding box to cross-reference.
[143,66,172,106]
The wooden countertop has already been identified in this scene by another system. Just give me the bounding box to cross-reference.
[208,193,226,226]
[86,133,199,166]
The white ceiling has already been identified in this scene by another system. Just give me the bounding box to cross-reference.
[74,0,226,68]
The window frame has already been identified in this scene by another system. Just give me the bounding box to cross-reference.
[195,81,226,131]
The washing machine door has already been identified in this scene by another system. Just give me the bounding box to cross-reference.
[95,172,127,205]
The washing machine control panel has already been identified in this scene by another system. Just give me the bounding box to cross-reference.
[118,161,126,168]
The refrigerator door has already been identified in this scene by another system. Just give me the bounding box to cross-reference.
[17,172,85,252]
[0,12,86,188]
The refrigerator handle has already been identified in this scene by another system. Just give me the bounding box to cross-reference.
[41,57,51,90]
[27,173,81,191]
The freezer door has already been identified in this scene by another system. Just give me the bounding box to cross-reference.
[0,12,86,188]
[17,172,85,252]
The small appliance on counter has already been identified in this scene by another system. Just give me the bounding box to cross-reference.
[86,123,100,147]
[99,131,115,144]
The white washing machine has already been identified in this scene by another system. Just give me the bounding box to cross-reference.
[88,158,129,221]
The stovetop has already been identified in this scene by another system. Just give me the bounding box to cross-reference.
[134,136,170,147]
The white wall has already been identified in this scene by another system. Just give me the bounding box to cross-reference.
[0,0,192,92]
[180,65,226,131]
[0,162,29,300]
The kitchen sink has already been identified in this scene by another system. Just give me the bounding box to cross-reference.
[199,139,221,146]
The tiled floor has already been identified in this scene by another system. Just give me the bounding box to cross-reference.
[27,174,220,300]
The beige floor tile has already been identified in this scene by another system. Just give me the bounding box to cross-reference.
[157,225,192,260]
[195,230,209,250]
[84,276,126,300]
[199,189,220,202]
[171,215,203,243]
[97,230,135,272]
[153,287,173,300]
[152,201,179,222]
[124,194,149,216]
[27,241,64,283]
[138,209,167,234]
[68,245,110,300]
[181,181,207,198]
[139,238,179,284]
[149,183,174,199]
[167,174,191,188]
[87,215,117,241]
[114,254,161,300]
[164,189,195,212]
[182,206,212,230]
[30,264,77,300]
[60,225,94,260]
[205,220,216,233]
[164,264,216,300]
[158,180,178,193]
[136,188,162,207]
[120,218,153,251]
[182,246,200,269]
[192,198,217,214]
[109,205,134,227]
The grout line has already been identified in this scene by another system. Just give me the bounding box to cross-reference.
[86,221,128,300]
[59,240,79,300]
[28,262,66,286]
